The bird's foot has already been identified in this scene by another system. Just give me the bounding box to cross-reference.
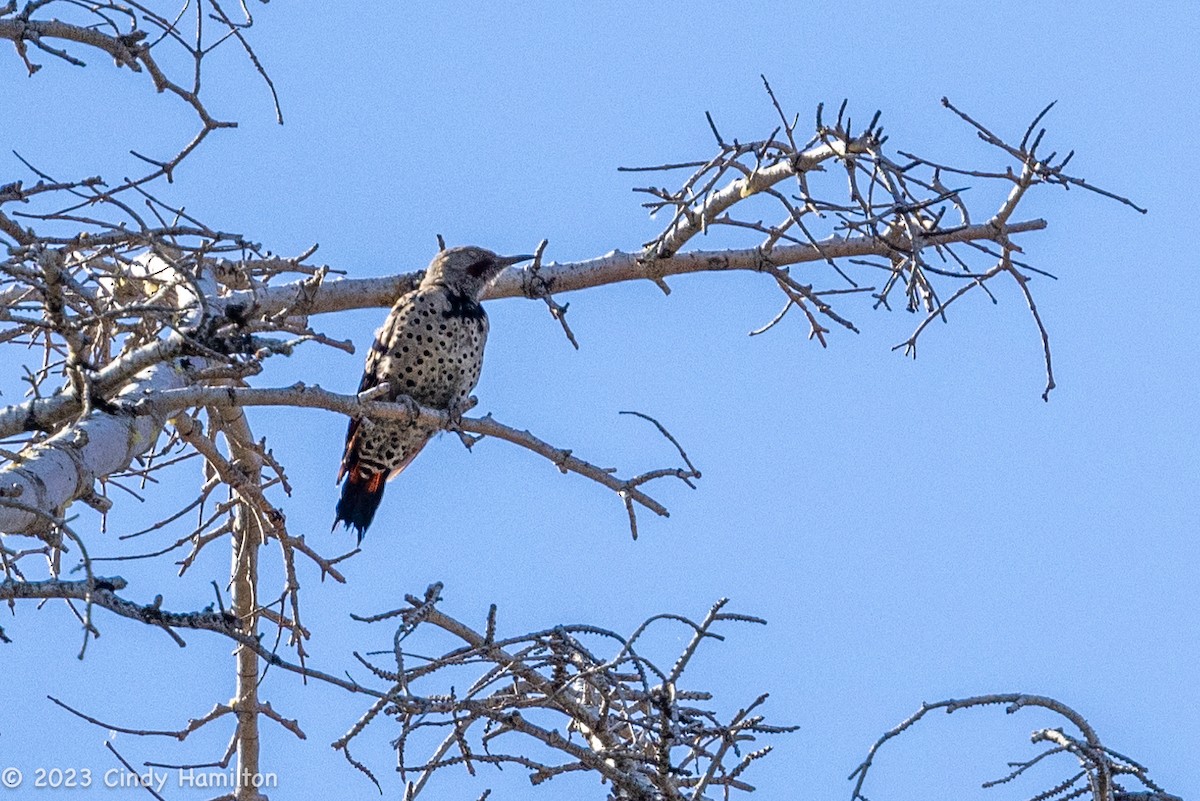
[446,396,481,449]
[445,395,479,430]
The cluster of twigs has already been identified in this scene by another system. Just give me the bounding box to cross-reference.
[621,79,1145,399]
[851,694,1180,801]
[0,219,345,618]
[335,586,794,800]
[0,0,277,205]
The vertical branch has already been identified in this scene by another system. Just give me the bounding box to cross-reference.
[219,406,266,801]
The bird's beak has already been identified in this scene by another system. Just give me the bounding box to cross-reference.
[496,253,536,268]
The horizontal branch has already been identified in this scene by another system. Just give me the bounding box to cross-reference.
[0,18,143,72]
[0,577,238,638]
[127,383,682,519]
[223,218,1047,318]
[0,332,186,440]
[0,575,382,701]
[0,375,690,538]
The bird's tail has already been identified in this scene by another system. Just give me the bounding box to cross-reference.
[334,470,386,543]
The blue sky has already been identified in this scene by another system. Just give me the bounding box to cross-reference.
[2,2,1197,799]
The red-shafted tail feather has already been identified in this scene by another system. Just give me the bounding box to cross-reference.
[334,422,427,541]
[334,469,384,544]
[334,318,399,540]
[333,416,377,541]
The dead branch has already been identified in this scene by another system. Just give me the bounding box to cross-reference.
[127,383,700,538]
[336,587,795,799]
[0,576,238,638]
[220,217,1048,320]
[849,694,1179,801]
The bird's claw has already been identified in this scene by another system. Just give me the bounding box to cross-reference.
[445,396,478,430]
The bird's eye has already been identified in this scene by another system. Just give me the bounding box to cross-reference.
[466,258,494,278]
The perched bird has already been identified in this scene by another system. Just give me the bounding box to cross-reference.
[334,246,533,540]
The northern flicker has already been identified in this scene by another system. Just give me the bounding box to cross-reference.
[334,246,533,539]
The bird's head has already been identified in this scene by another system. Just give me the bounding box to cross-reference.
[420,246,534,298]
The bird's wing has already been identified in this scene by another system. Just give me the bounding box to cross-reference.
[337,294,414,482]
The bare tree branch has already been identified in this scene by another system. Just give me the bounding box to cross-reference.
[850,694,1179,801]
[337,588,796,799]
